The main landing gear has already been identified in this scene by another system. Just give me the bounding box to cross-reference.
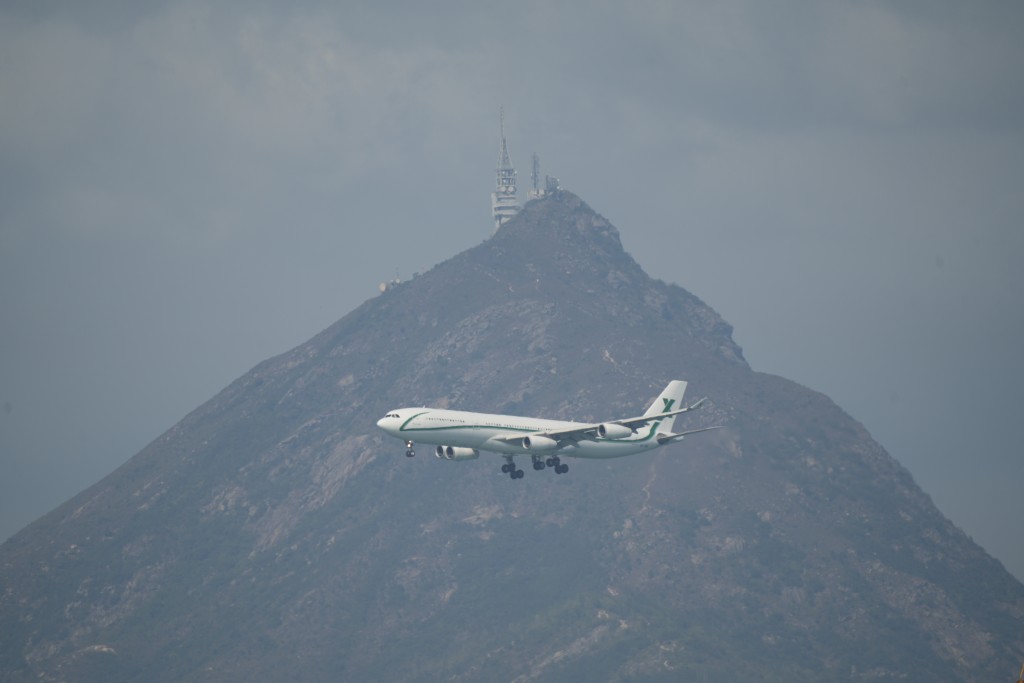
[500,455,568,480]
[405,440,415,458]
[501,455,525,480]
[546,455,570,475]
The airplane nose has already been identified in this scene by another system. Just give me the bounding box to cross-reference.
[376,417,387,429]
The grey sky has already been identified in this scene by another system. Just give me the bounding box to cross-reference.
[1,1,1022,579]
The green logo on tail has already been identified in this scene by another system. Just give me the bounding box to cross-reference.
[662,398,676,412]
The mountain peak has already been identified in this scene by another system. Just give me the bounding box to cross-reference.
[497,190,624,250]
[490,190,635,282]
[404,189,745,376]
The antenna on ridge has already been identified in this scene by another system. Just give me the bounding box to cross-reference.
[527,151,557,200]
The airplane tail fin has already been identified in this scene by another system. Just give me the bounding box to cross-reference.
[644,380,687,434]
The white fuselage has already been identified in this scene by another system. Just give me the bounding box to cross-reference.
[376,408,665,459]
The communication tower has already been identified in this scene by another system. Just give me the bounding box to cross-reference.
[491,109,520,233]
[527,152,559,201]
[528,153,543,201]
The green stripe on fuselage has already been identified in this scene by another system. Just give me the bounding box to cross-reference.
[399,411,664,444]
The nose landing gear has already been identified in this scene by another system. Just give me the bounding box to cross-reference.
[405,440,415,458]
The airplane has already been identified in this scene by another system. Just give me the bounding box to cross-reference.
[376,380,720,480]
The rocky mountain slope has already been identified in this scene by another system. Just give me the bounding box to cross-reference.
[1,191,1021,681]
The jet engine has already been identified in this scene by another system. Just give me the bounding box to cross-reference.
[435,445,479,461]
[522,435,558,451]
[597,423,633,439]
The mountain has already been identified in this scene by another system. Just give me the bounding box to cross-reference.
[1,191,1021,682]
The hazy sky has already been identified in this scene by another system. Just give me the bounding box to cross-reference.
[1,1,1022,579]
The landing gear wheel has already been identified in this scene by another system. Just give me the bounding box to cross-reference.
[513,469,525,479]
[555,463,569,475]
[531,455,546,471]
[502,456,519,478]
[405,440,415,457]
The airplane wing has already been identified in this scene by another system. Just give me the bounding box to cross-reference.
[613,397,708,431]
[492,397,710,448]
[656,426,723,445]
